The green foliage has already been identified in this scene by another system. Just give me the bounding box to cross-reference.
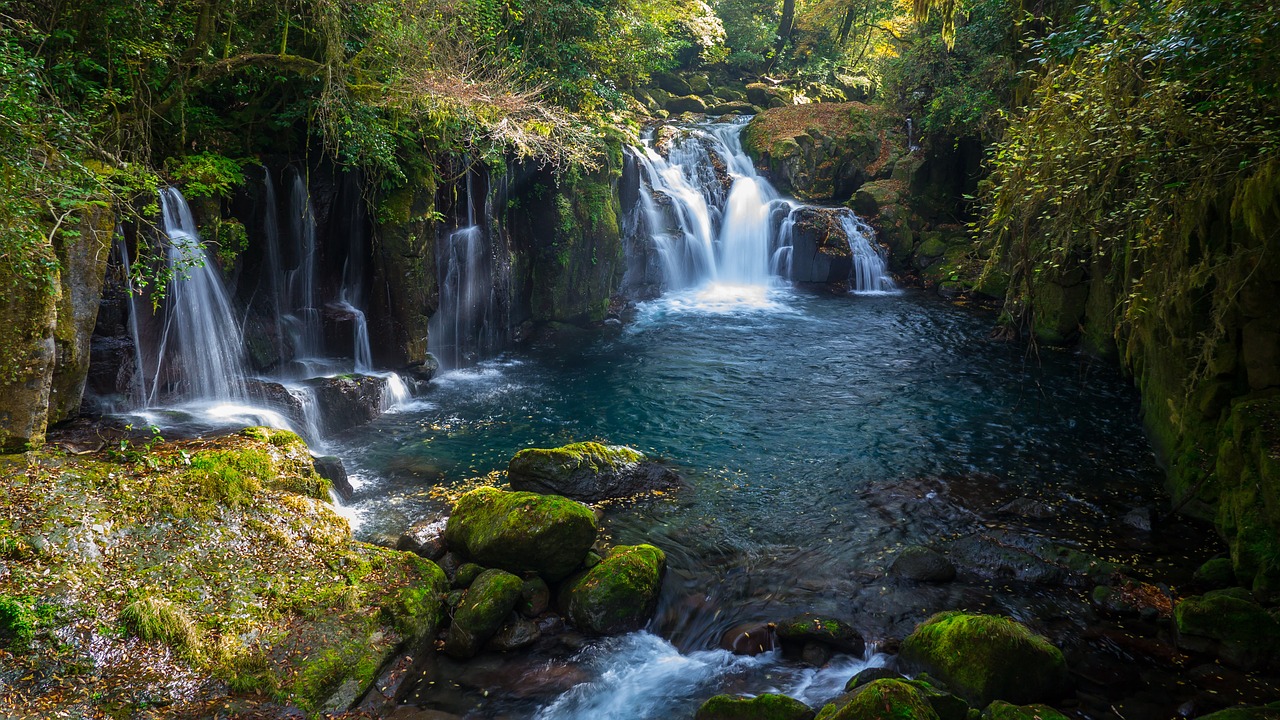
[977,0,1280,360]
[0,594,38,651]
[166,153,246,200]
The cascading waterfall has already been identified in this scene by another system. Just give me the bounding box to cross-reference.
[840,213,896,294]
[628,117,894,296]
[146,188,249,403]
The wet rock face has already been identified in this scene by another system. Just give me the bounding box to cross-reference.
[899,612,1068,706]
[557,544,666,635]
[774,613,865,660]
[443,487,598,581]
[507,441,681,502]
[889,545,956,583]
[50,203,114,424]
[305,374,390,434]
[786,206,856,284]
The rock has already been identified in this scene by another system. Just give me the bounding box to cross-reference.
[708,101,758,115]
[844,667,903,691]
[695,693,815,720]
[899,612,1068,706]
[507,441,681,502]
[306,374,389,434]
[850,180,905,217]
[442,569,523,659]
[687,75,711,94]
[775,614,864,657]
[655,72,693,96]
[1194,558,1237,589]
[1122,507,1153,532]
[1090,580,1171,619]
[371,176,437,367]
[889,545,956,583]
[444,487,597,581]
[720,622,777,656]
[1174,589,1280,668]
[488,615,541,651]
[820,679,940,720]
[0,234,60,451]
[802,641,832,667]
[313,455,353,501]
[981,701,1071,720]
[996,498,1055,519]
[666,95,708,114]
[785,206,859,284]
[49,203,113,424]
[453,562,484,589]
[908,677,971,720]
[397,518,447,561]
[742,103,887,201]
[558,544,666,635]
[519,577,551,617]
[245,379,307,425]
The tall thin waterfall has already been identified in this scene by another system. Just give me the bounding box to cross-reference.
[628,118,894,295]
[429,171,508,370]
[285,169,323,360]
[146,188,248,403]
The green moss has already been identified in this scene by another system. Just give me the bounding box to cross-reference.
[444,487,597,581]
[695,692,816,720]
[559,544,665,635]
[120,596,203,659]
[828,679,941,720]
[981,701,1070,720]
[1173,590,1280,666]
[0,594,38,651]
[442,568,523,658]
[899,612,1067,706]
[290,640,383,714]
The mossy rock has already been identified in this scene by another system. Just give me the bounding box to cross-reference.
[444,487,597,581]
[1173,589,1280,668]
[1194,557,1238,588]
[696,693,816,720]
[558,544,665,635]
[453,562,484,589]
[899,612,1068,706]
[508,441,680,501]
[820,679,941,720]
[442,569,523,659]
[981,701,1070,720]
[775,613,865,656]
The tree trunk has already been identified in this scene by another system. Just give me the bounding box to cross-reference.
[775,0,796,55]
[839,4,857,45]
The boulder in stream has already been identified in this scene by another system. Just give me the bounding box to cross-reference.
[980,701,1071,720]
[695,693,815,720]
[1174,589,1280,669]
[775,613,865,659]
[558,544,666,635]
[442,569,523,659]
[899,612,1068,706]
[507,441,681,502]
[819,678,941,720]
[444,487,597,581]
[889,545,956,583]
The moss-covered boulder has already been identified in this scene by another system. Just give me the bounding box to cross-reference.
[1173,589,1280,668]
[899,612,1068,706]
[981,701,1071,720]
[371,169,437,366]
[775,613,865,657]
[696,693,816,720]
[1193,707,1280,720]
[818,679,941,720]
[742,103,891,201]
[444,487,598,581]
[507,441,680,501]
[442,569,523,659]
[1193,557,1238,589]
[558,544,665,635]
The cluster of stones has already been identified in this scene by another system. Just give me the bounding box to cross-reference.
[397,442,679,660]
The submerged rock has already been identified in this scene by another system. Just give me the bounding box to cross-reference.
[696,693,815,720]
[775,613,865,658]
[444,487,597,581]
[899,612,1068,706]
[443,569,523,659]
[889,545,956,583]
[720,622,777,656]
[313,455,353,501]
[487,615,541,652]
[507,441,681,501]
[558,544,666,635]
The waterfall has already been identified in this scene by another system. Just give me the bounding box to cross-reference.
[841,213,896,294]
[284,169,323,360]
[629,117,895,297]
[146,188,248,403]
[428,170,509,370]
